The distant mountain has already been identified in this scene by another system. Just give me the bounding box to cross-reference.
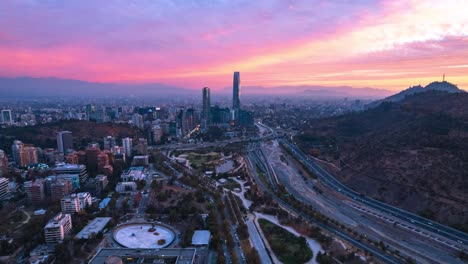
[0,77,195,97]
[367,81,464,108]
[221,85,393,99]
[296,90,468,229]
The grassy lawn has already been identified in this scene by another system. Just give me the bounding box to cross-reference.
[186,152,221,168]
[259,218,313,264]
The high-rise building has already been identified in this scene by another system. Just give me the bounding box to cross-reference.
[152,125,163,144]
[0,150,8,177]
[50,179,72,201]
[122,137,133,158]
[85,104,95,121]
[136,138,148,155]
[24,179,45,203]
[11,140,24,165]
[202,87,211,129]
[12,141,38,167]
[54,163,88,184]
[0,177,10,201]
[97,153,109,173]
[233,72,241,110]
[103,136,116,150]
[57,131,73,153]
[182,108,197,134]
[1,110,13,125]
[24,146,38,166]
[132,114,144,129]
[77,192,92,209]
[60,195,81,214]
[44,213,72,244]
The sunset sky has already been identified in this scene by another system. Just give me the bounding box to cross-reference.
[1,0,467,91]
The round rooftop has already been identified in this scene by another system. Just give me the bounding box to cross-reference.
[113,223,175,249]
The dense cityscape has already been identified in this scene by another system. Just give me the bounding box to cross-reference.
[1,1,468,264]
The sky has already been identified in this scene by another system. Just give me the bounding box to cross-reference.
[0,0,467,91]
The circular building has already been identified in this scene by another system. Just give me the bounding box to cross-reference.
[113,223,175,249]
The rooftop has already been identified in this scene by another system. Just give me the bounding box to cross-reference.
[89,248,197,264]
[45,213,70,229]
[191,230,211,245]
[75,217,111,239]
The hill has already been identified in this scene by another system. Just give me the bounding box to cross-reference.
[367,81,464,108]
[296,91,468,230]
[0,120,143,155]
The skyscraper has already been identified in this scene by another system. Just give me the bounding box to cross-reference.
[233,72,241,110]
[1,110,13,125]
[57,131,73,153]
[202,87,211,129]
[122,137,133,158]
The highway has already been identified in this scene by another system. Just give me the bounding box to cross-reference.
[244,147,403,264]
[280,138,468,250]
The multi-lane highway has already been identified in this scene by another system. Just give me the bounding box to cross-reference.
[244,144,403,264]
[280,138,468,250]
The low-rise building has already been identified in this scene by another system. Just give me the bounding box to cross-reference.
[115,182,137,192]
[75,217,111,239]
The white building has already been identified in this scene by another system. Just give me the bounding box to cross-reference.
[60,195,81,214]
[77,192,92,209]
[116,182,137,192]
[0,177,10,201]
[44,213,72,244]
[122,137,133,158]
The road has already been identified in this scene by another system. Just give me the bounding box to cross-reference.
[246,219,272,264]
[280,139,468,250]
[245,143,403,264]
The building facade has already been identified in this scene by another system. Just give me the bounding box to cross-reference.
[44,213,72,244]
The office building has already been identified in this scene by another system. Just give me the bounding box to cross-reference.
[44,213,72,244]
[0,150,7,177]
[132,113,144,129]
[202,87,211,129]
[103,136,116,150]
[56,174,80,190]
[60,195,81,214]
[24,179,45,203]
[57,131,73,153]
[122,137,133,158]
[53,163,88,184]
[0,177,10,201]
[50,179,72,201]
[233,72,241,110]
[1,110,13,125]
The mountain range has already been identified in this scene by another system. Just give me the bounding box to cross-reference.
[0,77,393,99]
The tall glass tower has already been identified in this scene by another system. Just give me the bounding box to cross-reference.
[202,87,211,128]
[233,72,241,110]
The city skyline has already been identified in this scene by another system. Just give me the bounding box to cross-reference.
[1,0,467,91]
